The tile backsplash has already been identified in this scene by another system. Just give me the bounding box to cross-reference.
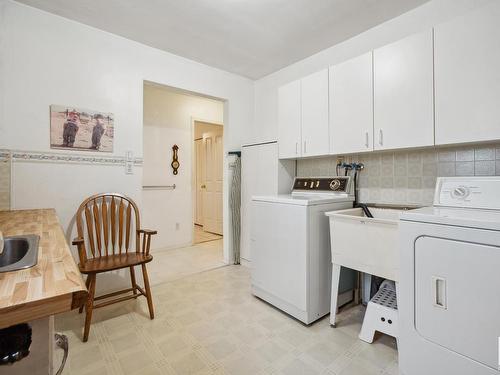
[0,156,11,210]
[297,143,500,206]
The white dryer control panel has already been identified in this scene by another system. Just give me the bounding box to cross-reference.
[434,177,500,210]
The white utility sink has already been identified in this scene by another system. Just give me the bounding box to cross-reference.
[326,206,413,282]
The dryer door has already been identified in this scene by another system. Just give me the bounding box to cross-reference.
[415,236,500,370]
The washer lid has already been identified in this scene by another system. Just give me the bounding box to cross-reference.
[252,194,354,206]
[400,206,500,231]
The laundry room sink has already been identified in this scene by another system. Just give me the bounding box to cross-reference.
[326,206,415,281]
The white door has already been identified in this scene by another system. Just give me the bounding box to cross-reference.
[330,52,373,154]
[301,69,329,157]
[434,2,500,145]
[202,132,223,235]
[278,80,301,159]
[374,29,434,150]
[194,139,204,226]
[415,236,500,370]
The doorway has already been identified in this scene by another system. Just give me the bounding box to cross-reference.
[141,82,226,285]
[193,121,223,244]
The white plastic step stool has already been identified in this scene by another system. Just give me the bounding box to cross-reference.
[359,280,398,343]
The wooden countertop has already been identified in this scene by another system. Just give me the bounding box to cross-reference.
[0,209,88,328]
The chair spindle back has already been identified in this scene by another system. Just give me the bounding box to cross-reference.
[75,193,141,262]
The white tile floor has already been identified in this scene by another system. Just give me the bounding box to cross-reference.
[55,265,398,375]
[147,239,225,286]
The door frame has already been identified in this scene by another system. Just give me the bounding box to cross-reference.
[142,81,231,265]
[191,118,224,243]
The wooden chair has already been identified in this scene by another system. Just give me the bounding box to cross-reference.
[72,193,157,342]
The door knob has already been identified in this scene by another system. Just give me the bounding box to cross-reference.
[201,184,206,189]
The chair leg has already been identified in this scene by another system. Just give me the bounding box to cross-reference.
[141,264,154,319]
[130,266,137,295]
[83,274,96,342]
[79,275,91,313]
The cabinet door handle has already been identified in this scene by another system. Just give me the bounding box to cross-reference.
[365,132,369,148]
[295,142,298,155]
[303,140,307,154]
[379,129,384,146]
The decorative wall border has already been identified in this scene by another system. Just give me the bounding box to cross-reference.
[0,151,11,162]
[0,149,143,166]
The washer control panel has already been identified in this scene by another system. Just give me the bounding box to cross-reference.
[292,177,350,193]
[434,177,500,210]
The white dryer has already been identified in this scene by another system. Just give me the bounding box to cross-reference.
[250,177,354,324]
[399,177,500,375]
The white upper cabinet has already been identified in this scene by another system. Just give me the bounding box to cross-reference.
[330,52,373,155]
[278,69,329,159]
[434,2,500,145]
[278,80,301,159]
[301,69,329,157]
[374,29,434,150]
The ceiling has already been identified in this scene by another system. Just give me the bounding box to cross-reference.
[16,0,430,79]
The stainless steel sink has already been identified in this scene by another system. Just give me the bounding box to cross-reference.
[0,235,39,273]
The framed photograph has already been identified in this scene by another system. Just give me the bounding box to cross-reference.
[50,105,114,152]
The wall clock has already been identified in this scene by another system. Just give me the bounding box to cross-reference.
[171,145,180,175]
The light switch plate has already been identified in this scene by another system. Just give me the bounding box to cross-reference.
[125,150,134,162]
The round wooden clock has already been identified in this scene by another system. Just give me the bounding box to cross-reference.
[171,145,180,175]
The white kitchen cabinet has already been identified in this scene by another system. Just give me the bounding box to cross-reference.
[374,29,434,150]
[434,2,500,145]
[301,69,329,157]
[278,80,301,159]
[330,52,373,154]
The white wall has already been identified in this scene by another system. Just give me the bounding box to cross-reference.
[0,0,254,267]
[251,0,493,146]
[142,84,223,250]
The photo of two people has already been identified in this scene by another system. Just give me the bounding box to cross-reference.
[50,105,114,152]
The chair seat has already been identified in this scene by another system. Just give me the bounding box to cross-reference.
[79,252,153,274]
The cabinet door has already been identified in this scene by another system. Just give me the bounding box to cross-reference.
[330,52,373,154]
[278,80,301,159]
[434,2,500,145]
[374,30,434,150]
[301,69,329,157]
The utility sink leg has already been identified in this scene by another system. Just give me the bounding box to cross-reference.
[330,263,341,327]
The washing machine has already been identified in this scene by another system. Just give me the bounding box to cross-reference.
[399,176,500,375]
[250,176,355,324]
